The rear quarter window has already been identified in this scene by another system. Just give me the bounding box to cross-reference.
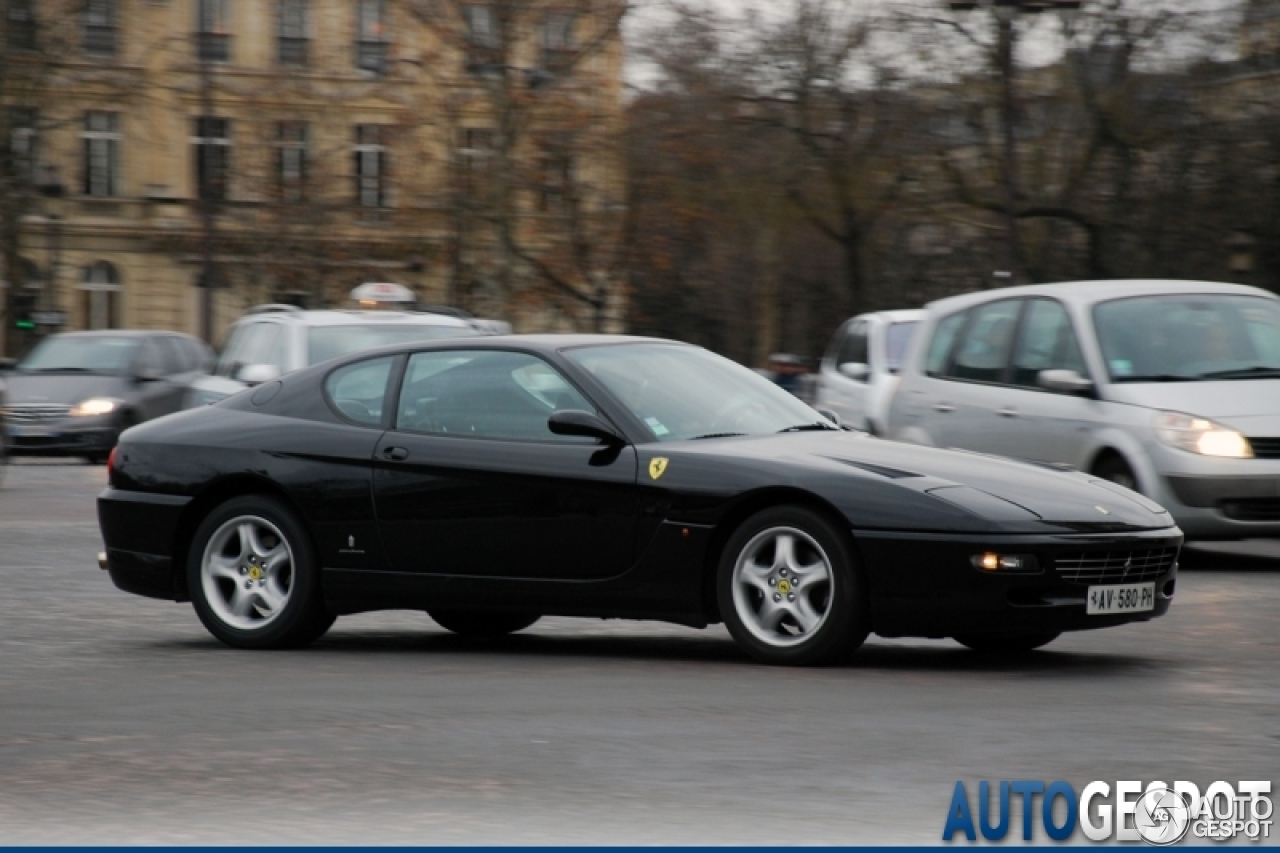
[324,356,395,426]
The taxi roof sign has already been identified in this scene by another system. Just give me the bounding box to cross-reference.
[350,282,416,305]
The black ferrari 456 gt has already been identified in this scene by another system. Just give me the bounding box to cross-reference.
[97,336,1181,665]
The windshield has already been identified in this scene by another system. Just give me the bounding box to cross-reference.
[1094,294,1280,383]
[885,321,918,373]
[307,324,475,366]
[17,335,138,373]
[566,343,828,441]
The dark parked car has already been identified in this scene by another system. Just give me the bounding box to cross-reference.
[3,330,212,463]
[98,336,1180,666]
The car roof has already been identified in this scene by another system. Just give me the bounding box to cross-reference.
[46,329,192,340]
[924,279,1278,313]
[239,308,476,329]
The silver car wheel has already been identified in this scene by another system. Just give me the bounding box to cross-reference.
[200,515,294,631]
[731,526,833,648]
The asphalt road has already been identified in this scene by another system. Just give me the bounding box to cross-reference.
[0,459,1277,844]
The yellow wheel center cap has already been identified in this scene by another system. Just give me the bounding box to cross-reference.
[777,579,792,595]
[248,566,263,581]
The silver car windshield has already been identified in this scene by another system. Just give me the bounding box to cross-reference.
[1094,294,1280,382]
[17,335,138,374]
[307,324,474,366]
[566,343,830,441]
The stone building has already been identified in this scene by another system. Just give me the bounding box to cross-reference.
[0,0,626,356]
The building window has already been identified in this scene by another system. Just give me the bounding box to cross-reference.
[538,142,572,213]
[81,262,121,331]
[276,121,307,202]
[195,0,231,63]
[84,0,118,56]
[354,125,387,208]
[82,112,121,197]
[193,117,231,201]
[8,0,35,51]
[277,0,308,66]
[541,10,575,70]
[9,108,38,184]
[460,128,493,197]
[464,5,502,72]
[356,0,388,74]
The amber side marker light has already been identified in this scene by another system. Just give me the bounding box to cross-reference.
[971,552,1038,572]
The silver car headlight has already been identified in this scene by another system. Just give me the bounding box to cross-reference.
[70,397,121,417]
[1154,411,1253,459]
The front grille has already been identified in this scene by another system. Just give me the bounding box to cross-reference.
[1248,437,1280,459]
[1055,547,1179,584]
[4,404,71,423]
[1221,499,1280,522]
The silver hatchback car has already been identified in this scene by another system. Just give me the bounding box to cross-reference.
[887,280,1280,539]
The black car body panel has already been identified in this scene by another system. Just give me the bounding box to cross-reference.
[98,335,1181,640]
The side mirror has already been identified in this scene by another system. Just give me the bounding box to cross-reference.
[548,409,625,445]
[1038,369,1095,396]
[237,363,282,386]
[816,408,842,427]
[838,362,870,382]
[133,366,161,383]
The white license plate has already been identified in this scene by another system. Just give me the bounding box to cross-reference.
[1087,582,1155,615]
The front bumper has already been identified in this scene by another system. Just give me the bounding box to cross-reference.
[1143,444,1280,538]
[857,526,1181,639]
[5,419,116,456]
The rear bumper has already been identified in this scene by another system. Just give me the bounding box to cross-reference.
[97,487,192,601]
[857,526,1182,639]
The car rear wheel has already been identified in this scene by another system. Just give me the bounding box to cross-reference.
[1093,455,1138,492]
[717,506,868,666]
[188,495,334,649]
[953,632,1061,654]
[428,610,541,637]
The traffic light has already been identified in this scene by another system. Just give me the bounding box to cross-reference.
[12,290,35,330]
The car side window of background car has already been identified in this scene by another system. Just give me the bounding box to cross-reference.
[133,339,164,378]
[836,322,870,380]
[396,350,597,442]
[1009,299,1088,388]
[324,356,395,426]
[155,337,186,376]
[947,299,1023,384]
[924,311,968,377]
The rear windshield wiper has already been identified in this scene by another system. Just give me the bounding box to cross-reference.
[690,432,747,440]
[1197,366,1280,380]
[777,422,839,433]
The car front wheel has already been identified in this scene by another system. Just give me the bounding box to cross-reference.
[717,506,868,666]
[188,495,334,649]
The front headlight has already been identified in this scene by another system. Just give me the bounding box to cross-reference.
[70,398,120,417]
[1154,411,1253,458]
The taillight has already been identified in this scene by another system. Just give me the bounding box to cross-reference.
[107,446,117,483]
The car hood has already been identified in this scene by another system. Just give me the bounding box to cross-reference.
[3,372,131,406]
[1106,379,1280,420]
[661,432,1172,533]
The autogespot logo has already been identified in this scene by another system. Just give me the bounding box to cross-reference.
[942,780,1273,844]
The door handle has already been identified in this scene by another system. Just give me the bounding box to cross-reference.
[996,407,1019,418]
[933,403,955,414]
[381,446,409,461]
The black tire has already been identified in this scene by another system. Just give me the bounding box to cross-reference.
[953,632,1061,654]
[716,505,868,666]
[187,494,335,649]
[1093,454,1139,492]
[429,610,541,637]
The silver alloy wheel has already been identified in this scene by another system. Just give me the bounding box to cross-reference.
[731,526,834,647]
[200,514,294,631]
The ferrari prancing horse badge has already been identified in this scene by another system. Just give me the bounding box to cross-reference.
[649,457,669,480]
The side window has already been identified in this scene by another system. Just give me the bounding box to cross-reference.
[154,337,185,375]
[925,311,967,376]
[324,356,394,426]
[133,339,164,375]
[836,321,870,377]
[948,299,1022,384]
[262,325,290,373]
[1010,299,1088,388]
[396,350,597,442]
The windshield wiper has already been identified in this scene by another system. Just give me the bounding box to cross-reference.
[1197,365,1280,380]
[777,422,839,433]
[690,432,747,440]
[1112,374,1201,383]
[22,366,95,373]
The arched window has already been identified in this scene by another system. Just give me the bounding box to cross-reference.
[80,261,121,330]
